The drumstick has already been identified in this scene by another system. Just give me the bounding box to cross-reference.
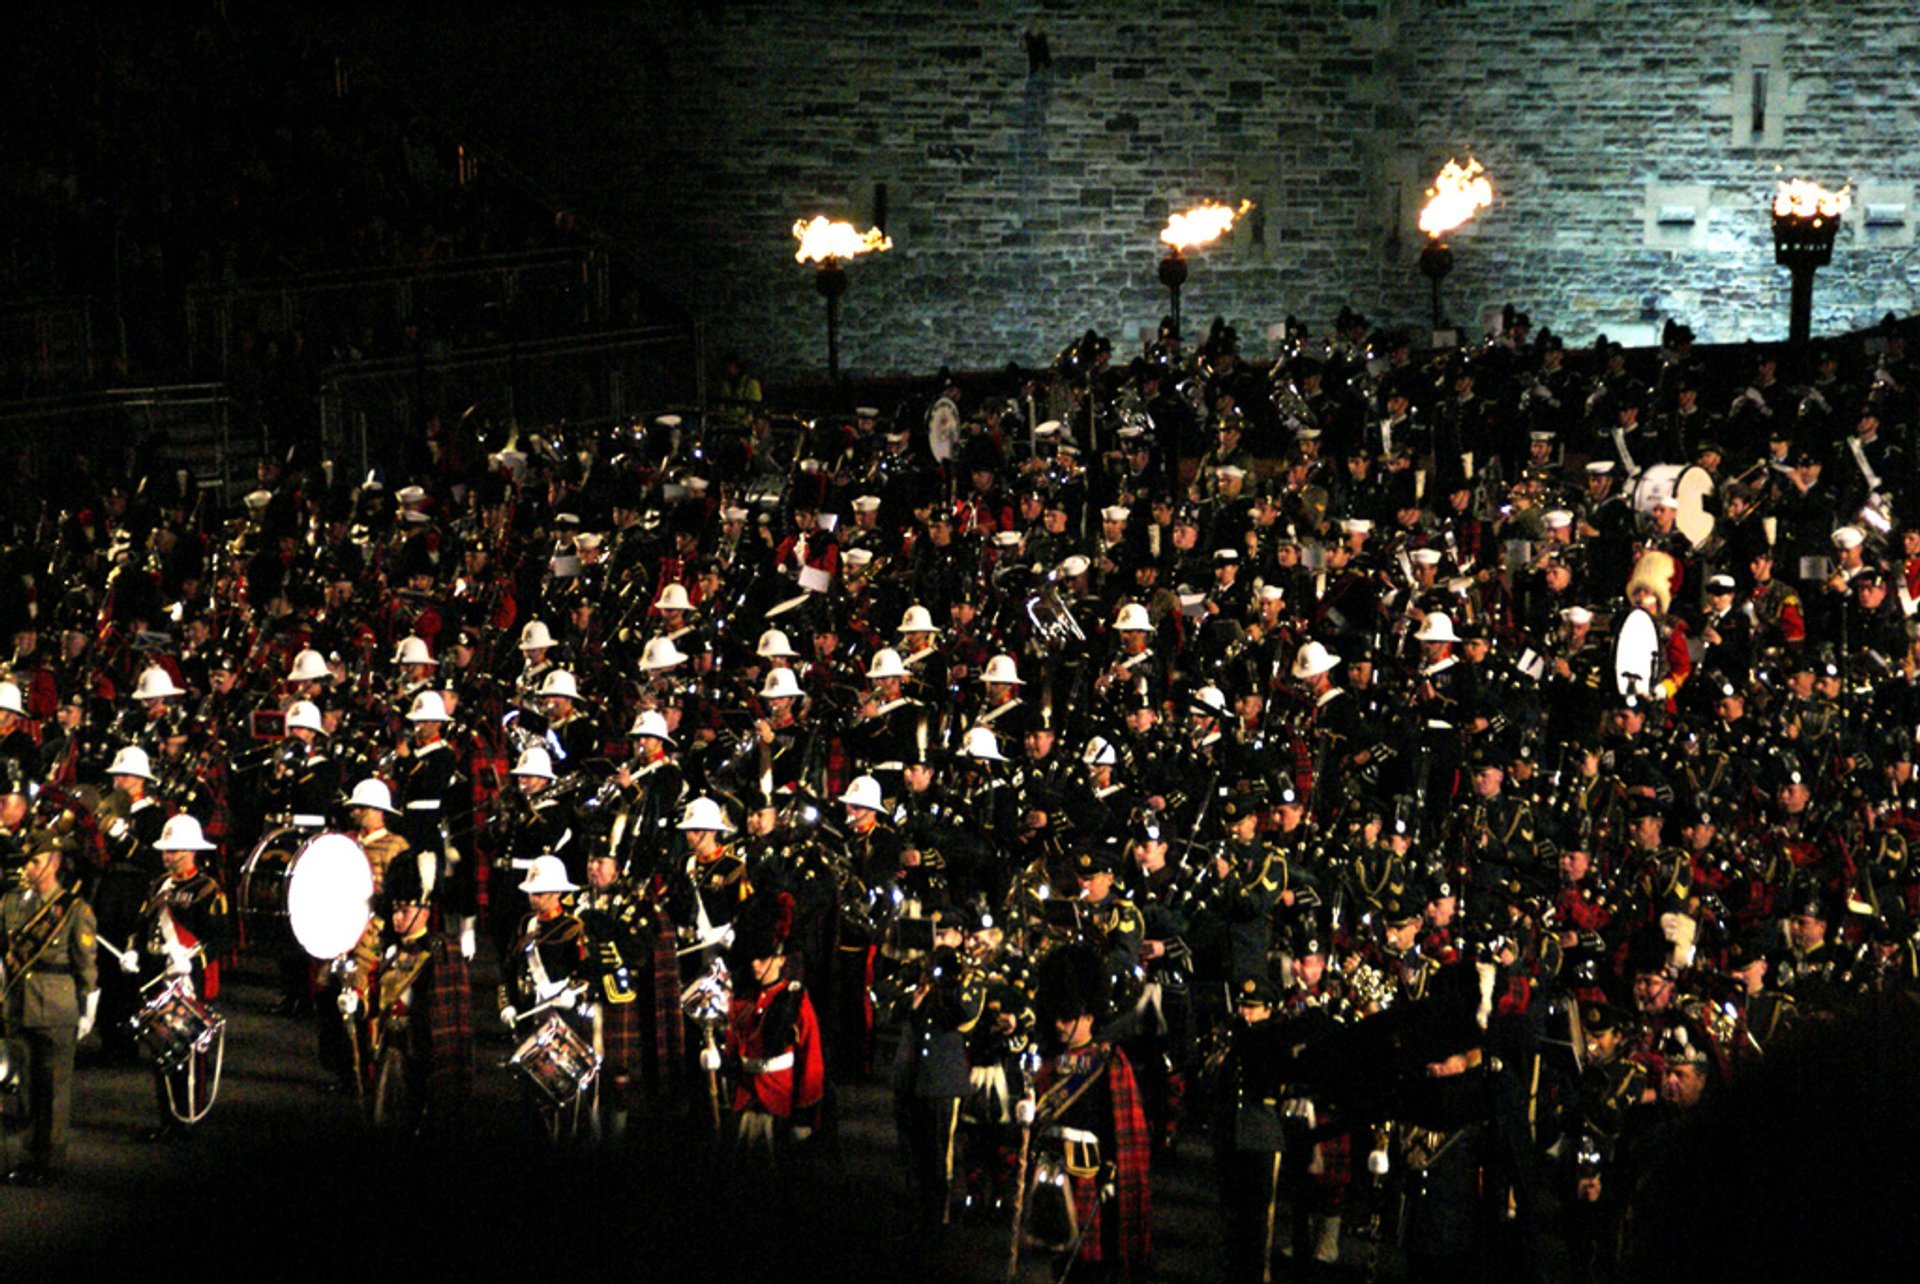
[516,980,591,1023]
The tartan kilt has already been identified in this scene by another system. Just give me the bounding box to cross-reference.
[599,990,644,1083]
[1310,1130,1354,1209]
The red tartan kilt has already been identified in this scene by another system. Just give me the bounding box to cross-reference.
[599,993,643,1081]
[1311,1131,1352,1203]
[1069,1172,1109,1264]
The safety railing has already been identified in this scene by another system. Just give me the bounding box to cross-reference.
[184,246,611,377]
[317,323,702,478]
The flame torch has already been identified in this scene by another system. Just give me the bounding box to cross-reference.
[793,216,892,381]
[1417,159,1494,332]
[1157,200,1252,342]
[1771,179,1850,350]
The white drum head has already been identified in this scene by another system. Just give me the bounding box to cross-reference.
[1613,607,1661,698]
[1673,465,1717,548]
[286,832,374,960]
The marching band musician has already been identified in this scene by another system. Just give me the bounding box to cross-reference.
[670,796,749,971]
[1,836,98,1186]
[575,846,649,1141]
[880,903,986,1229]
[610,709,688,871]
[725,891,825,1165]
[346,777,414,893]
[133,813,232,1141]
[536,668,601,768]
[365,847,473,1140]
[395,690,473,958]
[497,745,574,888]
[513,620,561,708]
[93,744,167,1058]
[835,773,905,1076]
[1209,974,1287,1282]
[497,855,591,1131]
[956,907,1036,1215]
[1071,848,1145,991]
[1019,943,1152,1278]
[324,778,419,1088]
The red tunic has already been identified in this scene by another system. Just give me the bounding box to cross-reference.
[727,978,824,1120]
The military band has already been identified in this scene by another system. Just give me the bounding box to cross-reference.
[0,304,1917,1284]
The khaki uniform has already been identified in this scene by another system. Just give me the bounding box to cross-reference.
[2,884,99,1171]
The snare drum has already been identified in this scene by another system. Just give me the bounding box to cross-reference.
[505,1014,601,1107]
[131,978,225,1070]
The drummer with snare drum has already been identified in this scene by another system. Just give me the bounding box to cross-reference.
[133,813,232,1142]
[498,856,594,1128]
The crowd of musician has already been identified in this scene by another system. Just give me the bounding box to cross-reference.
[3,305,1920,1280]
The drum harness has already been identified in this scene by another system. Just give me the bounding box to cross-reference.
[145,900,226,1126]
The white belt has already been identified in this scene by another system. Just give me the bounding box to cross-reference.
[292,814,326,829]
[1048,1125,1100,1146]
[406,799,442,810]
[742,1052,794,1073]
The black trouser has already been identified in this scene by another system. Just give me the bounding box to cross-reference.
[11,1025,77,1169]
[1215,1143,1283,1282]
[896,1092,961,1227]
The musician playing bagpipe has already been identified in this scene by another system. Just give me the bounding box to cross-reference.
[576,846,650,1141]
[724,891,825,1165]
[364,843,473,1140]
[1013,943,1152,1280]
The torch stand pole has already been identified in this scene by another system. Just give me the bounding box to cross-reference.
[1786,265,1816,350]
[1419,240,1455,336]
[1772,211,1838,360]
[1158,251,1189,346]
[815,259,849,383]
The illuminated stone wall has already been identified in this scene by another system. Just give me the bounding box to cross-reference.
[314,1,1920,379]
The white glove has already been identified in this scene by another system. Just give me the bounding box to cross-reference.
[1367,1148,1391,1177]
[1474,960,1498,1029]
[107,818,129,840]
[338,989,362,1017]
[500,1006,520,1029]
[1659,912,1697,947]
[554,986,580,1010]
[77,990,100,1042]
[458,920,476,961]
[1745,388,1765,406]
[166,945,195,978]
[1660,912,1699,968]
[791,1125,813,1143]
[699,1045,722,1072]
[1015,1096,1037,1127]
[119,950,141,975]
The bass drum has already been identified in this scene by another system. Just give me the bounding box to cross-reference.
[285,832,376,961]
[238,825,304,950]
[1628,462,1716,548]
[241,829,374,960]
[1612,606,1663,699]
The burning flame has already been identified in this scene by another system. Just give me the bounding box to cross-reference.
[792,216,893,264]
[1160,199,1254,252]
[1418,158,1495,238]
[1773,179,1851,221]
